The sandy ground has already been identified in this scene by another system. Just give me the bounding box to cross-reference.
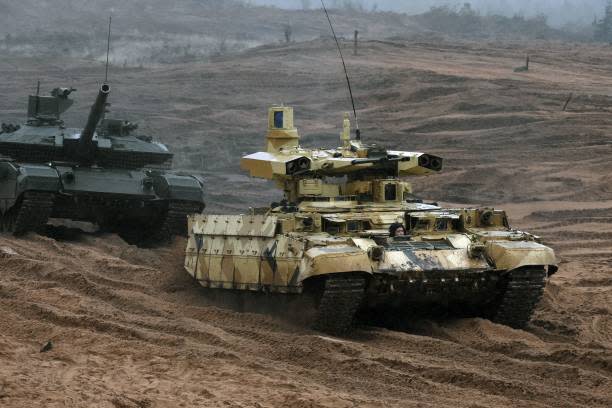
[0,37,611,407]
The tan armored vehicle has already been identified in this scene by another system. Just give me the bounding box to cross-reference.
[185,107,557,334]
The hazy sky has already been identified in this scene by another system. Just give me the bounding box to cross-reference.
[249,0,609,27]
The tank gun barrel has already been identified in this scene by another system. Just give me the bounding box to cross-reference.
[350,156,409,165]
[77,83,110,162]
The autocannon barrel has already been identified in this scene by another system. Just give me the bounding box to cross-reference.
[79,83,110,147]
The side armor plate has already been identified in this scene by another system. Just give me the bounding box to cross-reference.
[191,214,278,238]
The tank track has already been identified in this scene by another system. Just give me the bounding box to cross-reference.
[313,274,366,335]
[105,200,203,245]
[161,200,204,236]
[492,267,547,329]
[1,191,55,235]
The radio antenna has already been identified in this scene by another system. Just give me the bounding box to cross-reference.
[320,0,361,140]
[104,15,112,83]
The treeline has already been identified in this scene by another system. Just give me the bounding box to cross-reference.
[292,0,612,43]
[412,3,560,40]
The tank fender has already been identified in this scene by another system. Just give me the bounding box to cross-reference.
[486,241,557,272]
[15,164,60,194]
[298,246,373,282]
[154,173,205,202]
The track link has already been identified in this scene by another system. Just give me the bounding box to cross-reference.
[3,191,55,235]
[313,274,366,335]
[492,267,547,329]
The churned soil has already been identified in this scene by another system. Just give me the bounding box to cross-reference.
[1,36,611,407]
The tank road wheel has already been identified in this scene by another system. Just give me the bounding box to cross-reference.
[305,273,367,335]
[490,266,547,329]
[0,192,55,235]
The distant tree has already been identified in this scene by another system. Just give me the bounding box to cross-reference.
[418,4,554,40]
[300,0,311,10]
[459,2,474,16]
[459,2,481,33]
[594,1,612,42]
[532,13,549,39]
[284,24,292,43]
[213,36,228,56]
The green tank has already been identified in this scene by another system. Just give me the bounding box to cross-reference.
[184,107,557,334]
[0,84,205,243]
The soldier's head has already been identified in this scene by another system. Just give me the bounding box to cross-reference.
[389,222,406,237]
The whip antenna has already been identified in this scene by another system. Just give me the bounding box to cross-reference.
[105,16,112,83]
[320,0,361,140]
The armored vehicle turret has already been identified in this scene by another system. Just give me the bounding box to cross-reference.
[0,84,204,242]
[185,107,557,334]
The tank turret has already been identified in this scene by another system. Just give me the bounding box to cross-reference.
[0,84,173,169]
[241,106,443,205]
